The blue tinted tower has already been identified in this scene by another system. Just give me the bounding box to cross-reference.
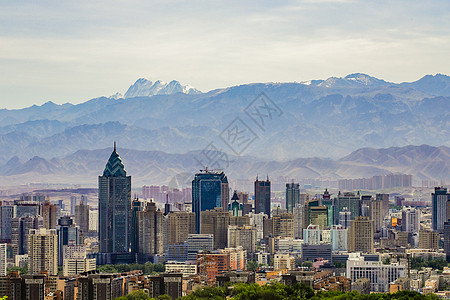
[192,169,229,233]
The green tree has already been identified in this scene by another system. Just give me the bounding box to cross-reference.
[302,261,313,268]
[247,260,259,271]
[114,290,152,300]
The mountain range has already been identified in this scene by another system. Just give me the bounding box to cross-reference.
[0,144,448,187]
[0,73,448,185]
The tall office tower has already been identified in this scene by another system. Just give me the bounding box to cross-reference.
[0,243,6,276]
[42,201,57,230]
[137,201,164,260]
[11,216,43,256]
[227,225,258,253]
[285,182,300,213]
[333,192,361,225]
[322,189,333,226]
[300,193,311,206]
[339,207,351,228]
[192,170,229,233]
[293,204,305,239]
[432,187,450,232]
[75,199,90,235]
[70,196,77,216]
[28,228,58,275]
[98,143,131,254]
[200,208,230,249]
[444,221,450,261]
[228,191,243,217]
[249,212,267,241]
[369,198,383,233]
[419,230,440,250]
[57,216,80,266]
[0,203,15,242]
[168,211,196,245]
[130,198,144,255]
[348,216,374,254]
[402,207,420,233]
[330,225,348,251]
[272,213,294,238]
[255,176,271,218]
[303,224,321,245]
[376,194,390,216]
[309,206,328,229]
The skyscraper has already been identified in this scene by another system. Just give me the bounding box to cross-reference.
[167,211,196,245]
[42,201,57,230]
[255,176,271,218]
[432,187,450,232]
[192,170,229,233]
[402,207,420,233]
[75,199,90,236]
[0,203,15,242]
[285,182,300,213]
[333,192,361,225]
[28,228,58,275]
[57,216,80,266]
[98,143,131,254]
[0,243,6,276]
[201,208,230,249]
[369,197,383,233]
[137,201,164,261]
[348,216,374,254]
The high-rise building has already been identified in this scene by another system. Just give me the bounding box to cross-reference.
[0,243,6,276]
[192,170,229,233]
[330,225,348,251]
[11,215,43,256]
[197,251,230,285]
[98,143,131,254]
[419,230,440,250]
[227,225,257,253]
[148,273,183,300]
[75,199,90,236]
[200,208,230,249]
[369,198,383,233]
[255,176,271,218]
[339,207,351,229]
[309,206,328,229]
[303,224,321,245]
[348,216,374,253]
[402,207,420,233]
[376,194,389,216]
[28,228,58,275]
[14,200,40,219]
[137,201,164,260]
[167,211,196,245]
[0,203,15,242]
[444,221,450,261]
[57,216,80,266]
[293,204,305,239]
[272,213,294,239]
[42,201,57,230]
[286,182,300,213]
[432,187,450,232]
[333,192,361,225]
[70,196,77,216]
[249,212,267,241]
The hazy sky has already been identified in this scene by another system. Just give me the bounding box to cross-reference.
[1,0,449,108]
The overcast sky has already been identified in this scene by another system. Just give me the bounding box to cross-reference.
[1,0,449,108]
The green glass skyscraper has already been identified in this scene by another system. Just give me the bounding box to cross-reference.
[98,143,131,254]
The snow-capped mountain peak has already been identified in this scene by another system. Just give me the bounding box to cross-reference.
[124,78,201,98]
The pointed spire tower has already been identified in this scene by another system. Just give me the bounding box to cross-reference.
[98,142,131,256]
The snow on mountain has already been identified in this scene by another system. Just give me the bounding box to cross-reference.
[123,78,201,98]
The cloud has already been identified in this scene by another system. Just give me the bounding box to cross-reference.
[0,0,449,108]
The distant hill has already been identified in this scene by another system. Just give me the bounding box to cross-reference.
[0,145,447,186]
[0,73,448,165]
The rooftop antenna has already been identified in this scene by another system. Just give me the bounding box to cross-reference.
[114,141,117,152]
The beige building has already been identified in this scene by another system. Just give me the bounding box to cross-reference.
[28,228,58,275]
[167,211,195,245]
[272,213,294,238]
[227,225,258,253]
[273,253,295,270]
[419,230,440,250]
[348,216,374,253]
[201,208,230,249]
[138,201,164,256]
[63,257,96,276]
[369,198,383,233]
